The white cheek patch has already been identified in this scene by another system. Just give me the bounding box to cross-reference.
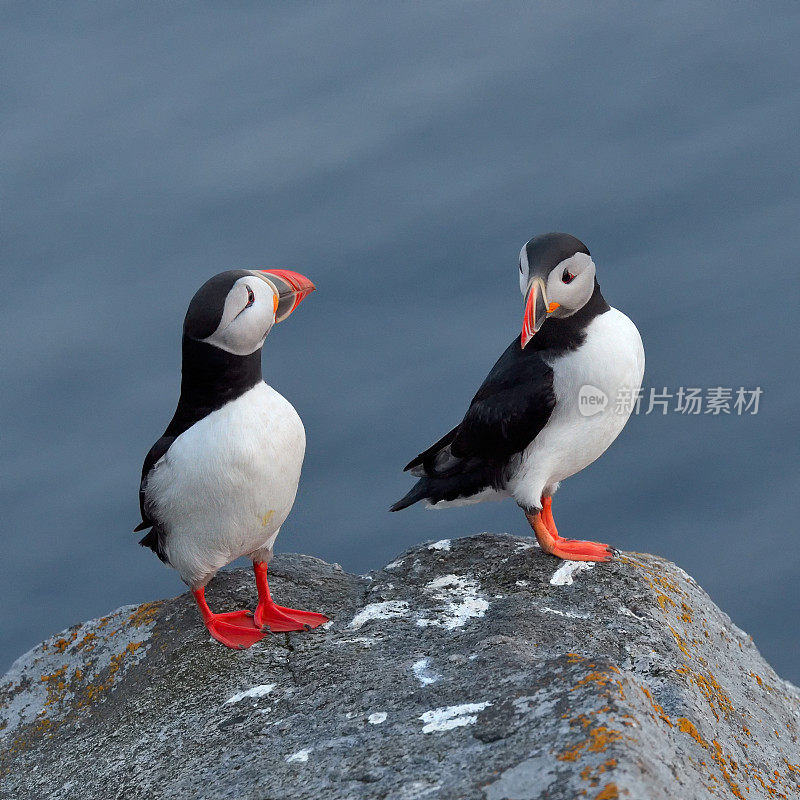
[548,253,596,316]
[203,277,276,356]
[556,252,594,279]
[214,279,252,333]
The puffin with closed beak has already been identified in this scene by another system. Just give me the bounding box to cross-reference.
[136,268,328,649]
[391,233,644,561]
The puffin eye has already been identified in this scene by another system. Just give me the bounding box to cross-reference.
[562,268,575,284]
[245,286,255,308]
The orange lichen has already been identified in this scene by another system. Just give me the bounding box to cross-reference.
[655,592,676,612]
[558,726,623,762]
[573,672,617,691]
[677,717,709,748]
[39,666,68,683]
[40,666,69,708]
[675,665,733,721]
[595,784,619,800]
[668,626,692,658]
[79,641,146,706]
[558,743,584,763]
[674,715,755,800]
[52,630,79,653]
[128,601,162,628]
[570,664,626,704]
[580,759,618,788]
[712,740,745,799]
[640,686,672,727]
[749,672,775,692]
[650,573,682,595]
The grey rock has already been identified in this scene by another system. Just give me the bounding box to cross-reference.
[1,533,798,800]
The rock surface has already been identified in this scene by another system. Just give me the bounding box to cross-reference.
[1,533,798,800]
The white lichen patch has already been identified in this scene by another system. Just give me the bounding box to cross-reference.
[224,683,276,705]
[619,606,646,621]
[333,636,376,647]
[539,606,590,619]
[419,702,491,733]
[0,602,158,738]
[428,539,451,551]
[549,561,595,586]
[348,600,410,630]
[412,658,441,686]
[415,574,489,630]
[368,712,387,725]
[515,580,530,587]
[285,748,311,763]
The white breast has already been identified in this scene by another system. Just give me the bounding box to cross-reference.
[508,307,644,510]
[146,382,306,587]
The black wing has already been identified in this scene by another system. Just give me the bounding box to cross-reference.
[134,435,176,562]
[392,337,555,510]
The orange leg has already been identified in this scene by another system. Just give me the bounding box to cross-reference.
[253,562,330,633]
[192,587,267,650]
[541,496,558,536]
[525,497,613,562]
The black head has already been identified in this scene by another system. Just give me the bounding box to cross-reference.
[184,270,253,341]
[183,268,315,356]
[518,233,590,289]
[518,233,598,348]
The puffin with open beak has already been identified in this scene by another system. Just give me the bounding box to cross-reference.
[391,233,644,562]
[136,268,328,649]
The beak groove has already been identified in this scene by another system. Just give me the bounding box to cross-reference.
[521,278,550,348]
[257,269,315,323]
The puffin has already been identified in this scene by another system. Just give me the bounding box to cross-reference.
[136,268,328,649]
[391,233,644,562]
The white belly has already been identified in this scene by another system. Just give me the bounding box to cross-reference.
[509,307,644,510]
[146,382,306,587]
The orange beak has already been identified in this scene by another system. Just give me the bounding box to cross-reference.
[257,269,316,323]
[521,278,559,348]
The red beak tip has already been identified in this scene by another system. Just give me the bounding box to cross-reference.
[260,269,315,294]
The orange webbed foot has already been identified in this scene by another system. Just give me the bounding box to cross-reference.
[253,562,329,633]
[526,498,614,563]
[192,590,268,649]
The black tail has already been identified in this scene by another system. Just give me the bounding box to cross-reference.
[138,527,170,564]
[389,480,430,512]
[390,464,503,512]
